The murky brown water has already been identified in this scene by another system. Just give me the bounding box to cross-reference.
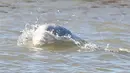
[0,0,130,73]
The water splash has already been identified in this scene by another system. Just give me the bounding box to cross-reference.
[77,43,100,52]
[17,23,100,52]
[17,23,39,46]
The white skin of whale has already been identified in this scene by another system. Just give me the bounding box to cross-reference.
[32,24,82,46]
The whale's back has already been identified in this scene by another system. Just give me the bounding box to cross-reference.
[46,25,72,36]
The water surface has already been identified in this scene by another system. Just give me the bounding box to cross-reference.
[0,0,130,73]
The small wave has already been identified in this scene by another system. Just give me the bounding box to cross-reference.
[105,48,130,53]
[118,48,130,53]
[104,44,130,53]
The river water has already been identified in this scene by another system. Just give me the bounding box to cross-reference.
[0,0,130,73]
